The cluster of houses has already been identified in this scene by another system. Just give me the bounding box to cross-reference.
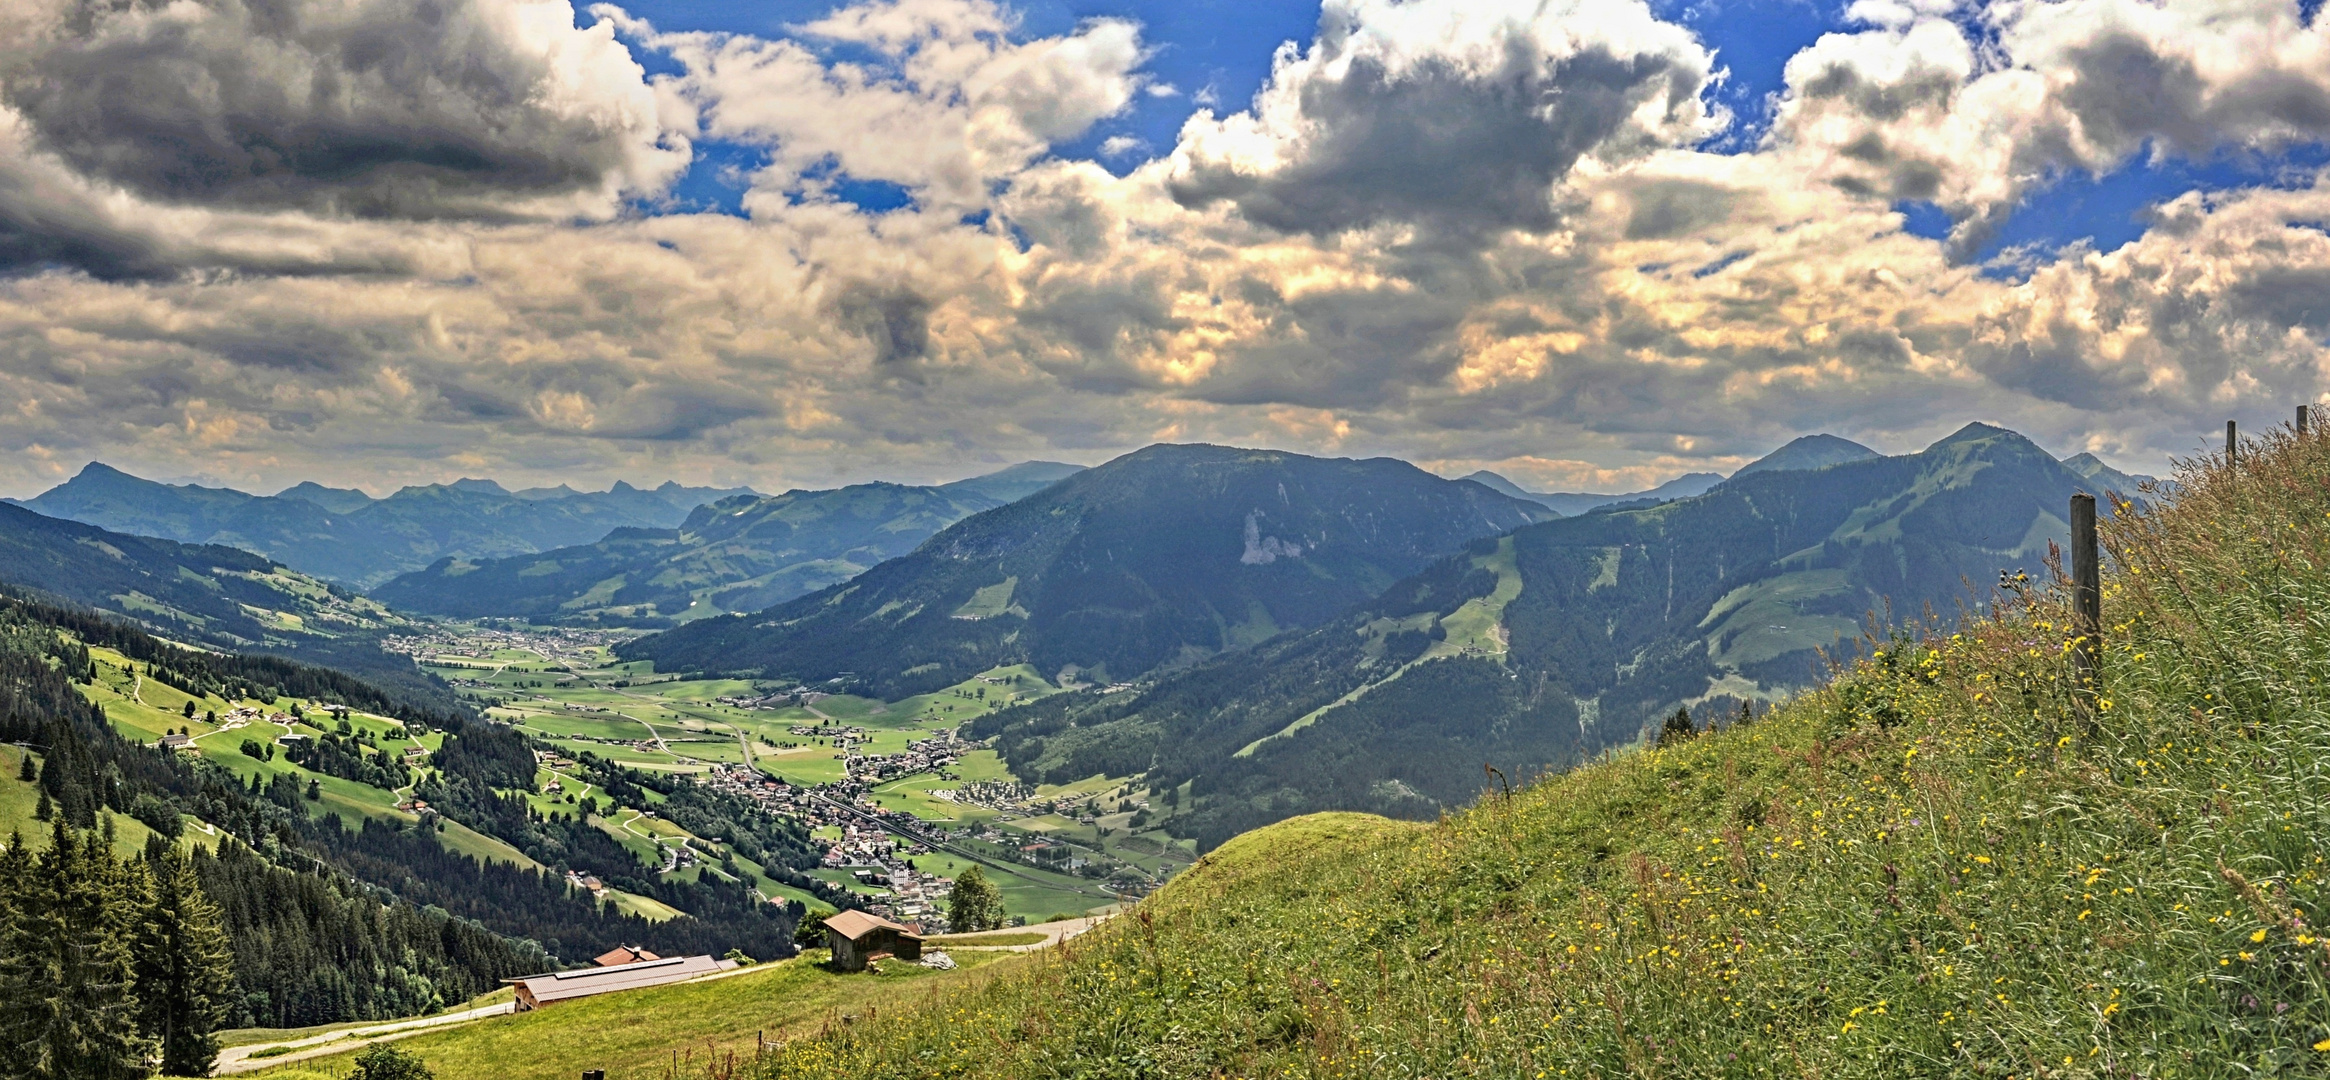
[840,729,965,785]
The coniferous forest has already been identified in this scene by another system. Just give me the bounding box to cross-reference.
[0,587,814,1074]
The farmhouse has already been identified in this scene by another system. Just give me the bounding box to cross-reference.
[822,909,922,971]
[505,954,732,1010]
[156,733,194,751]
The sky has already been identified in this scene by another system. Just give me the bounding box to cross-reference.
[2,0,2328,498]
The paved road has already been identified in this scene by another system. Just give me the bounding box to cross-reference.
[212,1001,516,1074]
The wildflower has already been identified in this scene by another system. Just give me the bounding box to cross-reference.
[2250,928,2268,944]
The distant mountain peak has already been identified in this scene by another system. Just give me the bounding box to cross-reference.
[448,478,511,496]
[1930,422,2021,448]
[1732,434,1881,478]
[1458,471,1536,501]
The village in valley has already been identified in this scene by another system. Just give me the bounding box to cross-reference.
[384,623,1197,932]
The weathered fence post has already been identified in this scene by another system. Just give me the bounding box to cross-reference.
[2069,493,2101,725]
[2300,404,2311,437]
[2227,419,2238,465]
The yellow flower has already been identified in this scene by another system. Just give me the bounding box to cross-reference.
[2315,1038,2330,1052]
[2250,928,2268,943]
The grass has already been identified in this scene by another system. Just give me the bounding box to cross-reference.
[242,951,1023,1080]
[731,429,2330,1076]
[923,931,1047,947]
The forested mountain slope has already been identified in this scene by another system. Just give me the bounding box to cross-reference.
[11,463,753,588]
[0,587,810,1052]
[972,424,2144,847]
[371,464,1081,626]
[743,422,2322,1080]
[0,501,405,650]
[622,444,1555,697]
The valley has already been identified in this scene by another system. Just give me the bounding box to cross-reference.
[390,623,1198,926]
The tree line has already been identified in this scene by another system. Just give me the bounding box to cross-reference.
[0,820,235,1078]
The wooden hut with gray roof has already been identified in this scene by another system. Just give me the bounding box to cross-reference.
[505,954,733,1010]
[822,910,922,971]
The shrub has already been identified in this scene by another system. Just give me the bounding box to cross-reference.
[349,1044,433,1080]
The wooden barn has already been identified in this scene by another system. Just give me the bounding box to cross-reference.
[822,910,923,971]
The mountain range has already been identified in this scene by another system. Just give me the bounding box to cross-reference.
[622,445,1557,696]
[959,423,2150,846]
[370,462,1086,626]
[8,464,757,589]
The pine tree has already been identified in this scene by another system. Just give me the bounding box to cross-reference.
[15,755,31,782]
[135,843,236,1077]
[0,820,154,1080]
[1656,706,1696,748]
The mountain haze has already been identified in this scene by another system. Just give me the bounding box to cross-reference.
[1462,469,1726,516]
[12,463,754,588]
[372,464,1080,625]
[623,444,1555,697]
[969,423,2138,846]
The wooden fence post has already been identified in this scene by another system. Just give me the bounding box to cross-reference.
[2301,405,2311,437]
[2069,493,2101,724]
[2227,420,2238,466]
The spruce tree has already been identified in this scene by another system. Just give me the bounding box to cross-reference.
[1656,706,1696,748]
[135,844,235,1077]
[0,820,154,1080]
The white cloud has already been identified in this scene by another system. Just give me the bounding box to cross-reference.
[1166,0,1721,241]
[0,0,2323,499]
[1770,0,2330,257]
[640,0,1144,210]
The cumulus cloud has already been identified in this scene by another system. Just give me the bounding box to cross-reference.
[0,0,682,276]
[1164,0,1719,242]
[0,0,2325,501]
[1773,0,2330,257]
[638,0,1144,209]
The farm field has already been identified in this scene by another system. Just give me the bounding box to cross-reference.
[419,632,1162,920]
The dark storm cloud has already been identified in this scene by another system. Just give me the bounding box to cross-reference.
[1,0,670,218]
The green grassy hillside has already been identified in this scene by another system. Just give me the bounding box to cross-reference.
[244,949,1023,1080]
[736,428,2330,1076]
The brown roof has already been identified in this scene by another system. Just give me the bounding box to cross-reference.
[822,909,920,943]
[506,955,726,1005]
[593,945,662,967]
